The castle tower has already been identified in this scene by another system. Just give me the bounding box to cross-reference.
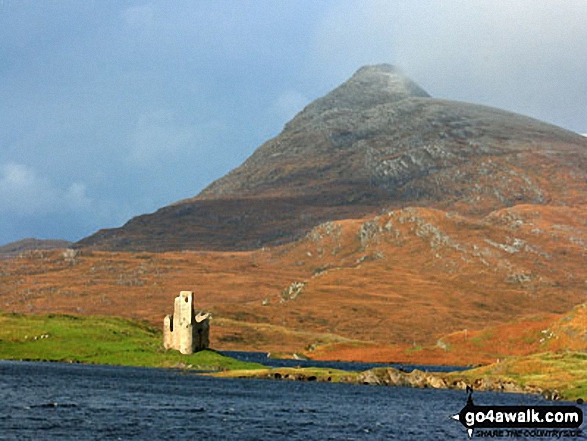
[163,291,210,354]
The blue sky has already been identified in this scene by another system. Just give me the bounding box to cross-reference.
[1,0,586,245]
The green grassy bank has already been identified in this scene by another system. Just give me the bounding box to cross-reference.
[0,312,263,371]
[451,352,587,401]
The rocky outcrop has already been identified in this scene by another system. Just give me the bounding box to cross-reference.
[227,366,560,400]
[361,367,561,399]
[280,281,306,302]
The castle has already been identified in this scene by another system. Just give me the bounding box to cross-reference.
[163,291,210,354]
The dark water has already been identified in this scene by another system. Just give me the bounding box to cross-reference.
[221,350,468,372]
[0,360,584,440]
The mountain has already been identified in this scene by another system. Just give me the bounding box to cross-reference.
[3,64,585,364]
[77,64,587,252]
[0,238,72,260]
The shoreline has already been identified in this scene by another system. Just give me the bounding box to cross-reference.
[0,356,569,403]
[1,312,584,402]
[209,364,565,401]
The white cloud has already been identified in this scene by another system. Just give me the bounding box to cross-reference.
[127,109,230,168]
[270,90,309,124]
[128,109,197,166]
[0,163,91,215]
[309,0,587,131]
[64,182,92,210]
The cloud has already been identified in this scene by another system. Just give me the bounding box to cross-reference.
[310,0,587,132]
[0,163,91,215]
[127,110,198,167]
[270,90,309,125]
[0,162,138,243]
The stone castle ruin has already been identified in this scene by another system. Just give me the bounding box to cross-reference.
[163,291,210,354]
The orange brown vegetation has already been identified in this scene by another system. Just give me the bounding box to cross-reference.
[309,314,556,366]
[1,202,586,366]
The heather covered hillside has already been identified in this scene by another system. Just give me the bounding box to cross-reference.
[2,202,586,364]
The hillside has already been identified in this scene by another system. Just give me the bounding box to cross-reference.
[77,64,587,252]
[0,238,72,260]
[2,201,586,364]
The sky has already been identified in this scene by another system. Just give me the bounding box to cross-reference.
[1,0,586,246]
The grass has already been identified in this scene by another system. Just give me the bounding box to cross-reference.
[0,312,264,371]
[213,366,359,383]
[446,352,587,401]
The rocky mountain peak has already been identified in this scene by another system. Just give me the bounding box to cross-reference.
[349,63,429,99]
[283,64,429,132]
[77,65,587,252]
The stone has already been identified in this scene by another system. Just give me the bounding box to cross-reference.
[163,291,210,354]
[426,375,447,389]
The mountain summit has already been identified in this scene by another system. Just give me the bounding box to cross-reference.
[287,64,430,118]
[78,65,587,251]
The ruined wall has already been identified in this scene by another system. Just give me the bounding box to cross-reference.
[163,291,210,354]
[163,315,173,349]
[193,315,210,351]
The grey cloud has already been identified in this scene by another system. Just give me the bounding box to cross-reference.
[0,163,91,215]
[128,110,197,167]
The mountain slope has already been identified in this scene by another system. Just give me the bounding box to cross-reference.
[0,238,72,260]
[78,64,587,252]
[2,201,586,362]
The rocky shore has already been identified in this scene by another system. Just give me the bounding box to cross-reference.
[213,365,564,401]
